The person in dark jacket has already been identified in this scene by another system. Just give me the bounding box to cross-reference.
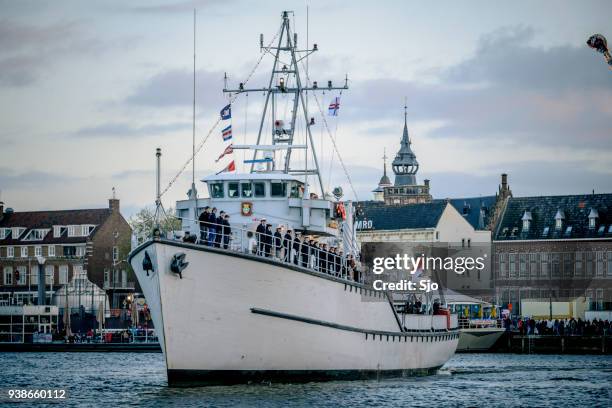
[209,207,218,246]
[198,206,210,244]
[300,236,309,268]
[292,232,301,265]
[319,243,328,273]
[264,224,273,257]
[214,211,225,248]
[273,227,283,259]
[283,229,292,262]
[222,214,231,249]
[256,219,267,256]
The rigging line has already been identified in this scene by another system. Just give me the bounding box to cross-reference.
[326,89,343,191]
[298,62,358,201]
[159,27,281,198]
[243,92,248,173]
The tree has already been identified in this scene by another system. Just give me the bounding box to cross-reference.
[129,206,182,243]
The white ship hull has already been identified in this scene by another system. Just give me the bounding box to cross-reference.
[456,328,505,352]
[129,239,459,386]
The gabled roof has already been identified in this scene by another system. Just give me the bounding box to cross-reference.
[442,196,497,231]
[0,209,111,245]
[494,194,612,241]
[355,201,447,231]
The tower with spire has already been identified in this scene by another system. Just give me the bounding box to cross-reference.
[372,149,392,201]
[373,101,432,205]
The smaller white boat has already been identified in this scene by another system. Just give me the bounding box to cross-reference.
[446,292,505,352]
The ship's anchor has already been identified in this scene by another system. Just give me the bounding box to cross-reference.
[170,253,189,279]
[142,251,154,277]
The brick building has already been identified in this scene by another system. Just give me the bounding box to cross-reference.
[492,194,612,316]
[0,198,133,309]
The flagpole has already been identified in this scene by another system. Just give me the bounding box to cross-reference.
[191,9,199,235]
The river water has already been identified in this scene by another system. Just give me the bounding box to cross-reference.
[1,353,610,407]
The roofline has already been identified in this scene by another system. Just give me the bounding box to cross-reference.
[493,237,612,243]
[0,207,111,215]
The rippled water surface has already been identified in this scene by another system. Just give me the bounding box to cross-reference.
[1,352,611,407]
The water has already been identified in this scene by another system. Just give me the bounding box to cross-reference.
[1,353,610,407]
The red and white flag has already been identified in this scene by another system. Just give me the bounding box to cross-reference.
[215,144,234,162]
[216,160,236,174]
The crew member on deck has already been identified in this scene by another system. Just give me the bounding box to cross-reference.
[215,211,225,248]
[300,235,309,268]
[256,219,267,256]
[198,206,210,243]
[274,227,283,259]
[319,243,328,273]
[283,229,292,262]
[222,214,231,249]
[292,232,301,265]
[264,223,273,257]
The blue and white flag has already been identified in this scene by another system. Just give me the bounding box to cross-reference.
[221,125,232,141]
[220,104,231,120]
[328,97,340,116]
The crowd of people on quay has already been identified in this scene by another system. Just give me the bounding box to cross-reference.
[191,207,361,281]
[503,316,611,336]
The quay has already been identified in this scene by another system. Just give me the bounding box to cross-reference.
[484,332,612,355]
[0,342,161,352]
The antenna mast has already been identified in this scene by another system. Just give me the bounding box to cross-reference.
[223,11,348,196]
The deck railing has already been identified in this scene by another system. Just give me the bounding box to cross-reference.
[167,220,363,283]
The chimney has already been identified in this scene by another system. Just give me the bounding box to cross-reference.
[424,179,430,189]
[0,201,3,222]
[501,173,508,190]
[109,198,120,213]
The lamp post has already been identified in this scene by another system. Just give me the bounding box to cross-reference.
[36,256,46,306]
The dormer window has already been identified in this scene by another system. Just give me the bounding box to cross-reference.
[521,211,532,231]
[23,229,49,241]
[12,227,26,239]
[53,225,67,238]
[0,228,10,239]
[588,208,599,229]
[554,209,565,230]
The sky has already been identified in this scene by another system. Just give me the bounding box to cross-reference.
[1,0,611,217]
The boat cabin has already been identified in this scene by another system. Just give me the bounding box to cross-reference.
[176,173,342,237]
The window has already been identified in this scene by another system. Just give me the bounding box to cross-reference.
[3,267,12,285]
[228,182,239,198]
[12,227,25,239]
[31,267,38,285]
[21,246,28,258]
[64,246,76,257]
[564,226,572,237]
[7,246,14,258]
[522,220,530,231]
[596,252,604,276]
[519,254,528,278]
[575,252,583,276]
[104,268,110,287]
[555,219,562,230]
[542,227,549,237]
[541,253,549,278]
[35,246,42,257]
[45,265,54,285]
[81,225,94,236]
[24,229,48,241]
[589,217,596,229]
[509,254,517,278]
[53,226,67,238]
[76,246,86,258]
[68,225,79,237]
[270,182,287,197]
[608,252,612,276]
[253,182,265,197]
[112,246,118,262]
[59,265,68,284]
[73,265,83,277]
[552,253,560,277]
[48,246,55,257]
[16,266,26,285]
[210,183,224,198]
[241,182,252,198]
[0,228,9,239]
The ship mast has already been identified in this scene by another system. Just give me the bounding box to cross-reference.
[223,10,348,195]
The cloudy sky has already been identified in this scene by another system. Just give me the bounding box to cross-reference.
[1,0,611,216]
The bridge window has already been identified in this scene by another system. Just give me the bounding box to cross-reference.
[228,182,239,198]
[271,182,287,197]
[210,183,224,198]
[241,182,252,198]
[254,182,265,197]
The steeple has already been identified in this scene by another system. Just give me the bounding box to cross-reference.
[392,101,419,186]
[378,148,391,187]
